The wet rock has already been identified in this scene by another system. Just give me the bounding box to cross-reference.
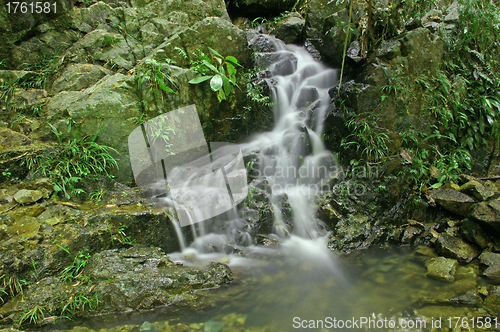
[13,189,43,205]
[140,321,158,332]
[19,178,54,199]
[51,64,112,93]
[425,256,457,282]
[469,198,500,232]
[203,320,225,332]
[459,219,489,249]
[84,247,233,313]
[422,9,442,25]
[429,188,475,216]
[479,252,500,280]
[6,216,41,238]
[483,286,500,315]
[273,13,305,44]
[436,234,480,263]
[459,180,494,201]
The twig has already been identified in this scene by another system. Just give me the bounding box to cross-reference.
[52,201,80,209]
[479,176,500,180]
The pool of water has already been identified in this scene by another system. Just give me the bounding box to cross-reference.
[46,237,497,332]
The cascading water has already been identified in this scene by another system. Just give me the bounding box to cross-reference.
[166,34,339,253]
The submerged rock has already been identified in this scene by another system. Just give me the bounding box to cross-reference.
[425,256,457,282]
[483,286,500,315]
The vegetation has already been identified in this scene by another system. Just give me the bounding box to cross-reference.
[189,47,242,102]
[338,0,500,191]
[58,246,91,282]
[23,121,118,199]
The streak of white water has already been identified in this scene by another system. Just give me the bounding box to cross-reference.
[170,34,338,262]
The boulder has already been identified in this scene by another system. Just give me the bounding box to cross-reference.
[483,286,500,315]
[459,180,494,201]
[51,64,112,93]
[273,13,305,44]
[479,252,500,280]
[469,198,500,232]
[429,188,475,216]
[436,234,480,263]
[459,219,490,249]
[425,256,457,282]
[13,189,43,205]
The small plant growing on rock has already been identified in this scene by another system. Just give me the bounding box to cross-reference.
[18,305,46,327]
[24,120,118,199]
[189,48,242,102]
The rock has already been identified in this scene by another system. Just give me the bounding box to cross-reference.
[459,180,494,201]
[6,216,41,237]
[140,321,158,332]
[65,28,137,70]
[43,73,141,185]
[376,39,401,60]
[13,189,43,204]
[273,13,305,44]
[459,219,489,249]
[444,1,461,23]
[469,198,500,232]
[483,286,500,315]
[83,247,233,313]
[51,64,112,93]
[397,27,444,76]
[421,9,442,25]
[479,252,500,280]
[436,234,480,263]
[429,188,475,216]
[203,320,225,332]
[425,256,457,282]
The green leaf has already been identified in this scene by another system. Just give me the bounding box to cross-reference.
[222,75,231,96]
[208,47,223,58]
[189,75,213,84]
[210,75,223,92]
[479,116,485,135]
[225,56,241,67]
[217,88,225,102]
[202,60,218,73]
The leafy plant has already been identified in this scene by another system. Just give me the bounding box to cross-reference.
[24,120,118,199]
[189,47,242,102]
[89,189,107,202]
[102,35,120,47]
[136,58,178,96]
[61,292,99,317]
[19,305,46,327]
[58,248,91,282]
[118,225,136,244]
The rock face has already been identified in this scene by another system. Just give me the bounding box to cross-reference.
[459,180,494,201]
[479,252,500,280]
[429,189,475,216]
[459,219,490,249]
[436,234,480,263]
[425,256,457,282]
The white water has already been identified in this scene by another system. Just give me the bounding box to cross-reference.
[169,35,339,265]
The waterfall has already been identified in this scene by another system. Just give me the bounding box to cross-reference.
[241,35,339,240]
[168,34,339,256]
